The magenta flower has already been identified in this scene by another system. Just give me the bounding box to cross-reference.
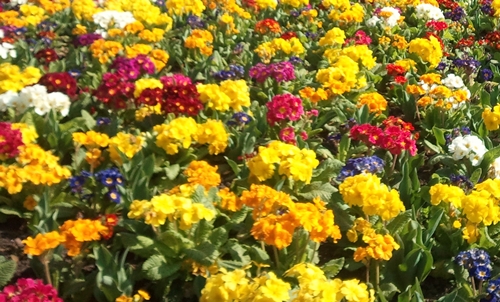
[266,94,304,126]
[0,278,62,302]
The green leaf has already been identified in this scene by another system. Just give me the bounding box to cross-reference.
[166,164,180,180]
[480,145,500,178]
[81,110,96,129]
[297,181,337,201]
[209,227,228,247]
[0,256,16,287]
[0,206,22,217]
[248,246,271,264]
[322,257,344,278]
[225,157,241,175]
[432,127,446,146]
[118,233,156,258]
[142,255,181,280]
[185,242,219,266]
[387,211,412,235]
[470,168,482,185]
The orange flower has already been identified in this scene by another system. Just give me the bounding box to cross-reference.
[23,231,65,256]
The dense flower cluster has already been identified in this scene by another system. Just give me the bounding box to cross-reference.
[456,249,492,280]
[339,174,405,221]
[249,61,296,83]
[350,117,417,156]
[0,278,62,302]
[448,135,487,166]
[0,122,24,159]
[247,141,319,184]
[337,156,385,182]
[197,80,250,112]
[266,93,304,125]
[356,92,387,115]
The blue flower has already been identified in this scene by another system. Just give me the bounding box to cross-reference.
[107,189,121,203]
[232,112,252,125]
[479,68,494,82]
[474,265,492,280]
[95,168,124,187]
[69,175,86,193]
[337,156,385,182]
[96,117,111,126]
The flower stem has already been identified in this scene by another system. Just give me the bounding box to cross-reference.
[366,259,370,284]
[375,261,380,290]
[273,246,281,271]
[471,277,477,296]
[41,254,52,286]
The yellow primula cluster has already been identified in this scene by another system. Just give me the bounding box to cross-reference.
[254,38,305,63]
[324,45,377,70]
[255,0,278,9]
[201,268,291,302]
[339,174,405,221]
[239,185,341,249]
[0,63,41,94]
[154,117,228,155]
[286,263,375,302]
[430,179,500,243]
[406,73,470,109]
[35,0,70,14]
[90,39,124,64]
[408,36,443,68]
[166,0,206,16]
[326,0,365,24]
[247,141,319,184]
[23,219,107,257]
[185,29,214,56]
[197,80,251,112]
[73,130,143,167]
[0,142,71,194]
[128,192,216,229]
[281,0,309,8]
[134,78,163,98]
[319,27,346,46]
[357,92,388,115]
[483,104,500,131]
[71,0,101,20]
[104,0,173,28]
[316,56,367,96]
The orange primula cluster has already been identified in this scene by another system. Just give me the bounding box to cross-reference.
[239,185,341,249]
[22,219,108,257]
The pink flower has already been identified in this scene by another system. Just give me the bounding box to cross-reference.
[280,127,296,144]
[266,94,304,126]
[0,278,62,302]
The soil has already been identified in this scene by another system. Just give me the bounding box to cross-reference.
[0,216,36,281]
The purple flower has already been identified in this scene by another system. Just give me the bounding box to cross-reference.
[74,33,102,47]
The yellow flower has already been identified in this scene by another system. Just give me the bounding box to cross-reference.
[184,160,221,189]
[357,92,387,115]
[408,36,443,68]
[23,195,37,210]
[195,119,228,155]
[23,231,65,256]
[108,132,145,164]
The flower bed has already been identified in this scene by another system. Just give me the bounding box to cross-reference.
[0,0,500,300]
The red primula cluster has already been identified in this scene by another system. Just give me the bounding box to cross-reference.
[455,36,475,49]
[38,72,78,98]
[94,72,135,109]
[350,116,417,156]
[426,20,448,31]
[0,122,24,159]
[479,31,500,50]
[255,18,281,34]
[97,214,119,240]
[386,63,407,84]
[136,74,203,116]
[35,48,59,64]
[266,93,304,126]
[281,31,297,40]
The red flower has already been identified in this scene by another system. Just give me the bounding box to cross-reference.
[35,48,59,63]
[386,63,406,76]
[0,122,24,159]
[281,31,297,40]
[38,72,78,97]
[426,21,448,31]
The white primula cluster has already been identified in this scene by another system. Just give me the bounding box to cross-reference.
[0,42,16,59]
[366,7,401,28]
[442,74,471,109]
[92,11,136,29]
[0,85,71,116]
[415,3,445,20]
[442,74,465,89]
[448,135,487,166]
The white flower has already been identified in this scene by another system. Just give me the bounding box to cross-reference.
[0,91,18,112]
[366,16,380,27]
[415,3,444,20]
[380,7,401,27]
[0,30,4,39]
[10,94,31,114]
[47,92,71,117]
[449,135,487,166]
[92,10,136,29]
[10,0,28,5]
[442,74,465,89]
[0,42,16,59]
[94,29,108,39]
